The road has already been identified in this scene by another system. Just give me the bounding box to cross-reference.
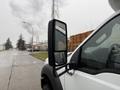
[0,50,44,90]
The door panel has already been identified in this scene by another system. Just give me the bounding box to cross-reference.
[60,75,65,90]
[65,71,120,90]
[58,68,66,90]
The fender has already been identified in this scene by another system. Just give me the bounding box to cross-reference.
[41,64,63,90]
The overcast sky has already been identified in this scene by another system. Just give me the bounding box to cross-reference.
[0,0,114,47]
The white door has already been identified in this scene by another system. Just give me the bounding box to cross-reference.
[65,14,120,90]
[65,71,120,90]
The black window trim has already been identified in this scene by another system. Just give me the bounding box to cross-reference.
[76,67,120,75]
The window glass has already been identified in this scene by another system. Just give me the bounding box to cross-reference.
[81,15,120,70]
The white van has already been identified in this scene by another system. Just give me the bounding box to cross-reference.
[41,0,120,90]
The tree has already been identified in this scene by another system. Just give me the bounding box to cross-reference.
[17,34,26,50]
[5,38,13,50]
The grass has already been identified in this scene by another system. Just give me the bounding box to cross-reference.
[32,51,48,61]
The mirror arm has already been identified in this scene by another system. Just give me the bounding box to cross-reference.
[53,63,74,77]
[55,63,70,70]
[57,69,69,77]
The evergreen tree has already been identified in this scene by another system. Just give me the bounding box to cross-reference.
[17,34,26,50]
[5,38,13,50]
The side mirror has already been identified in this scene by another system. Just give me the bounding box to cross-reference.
[48,19,67,66]
[48,19,68,76]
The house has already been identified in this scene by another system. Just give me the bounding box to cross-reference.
[26,42,48,51]
[68,30,93,51]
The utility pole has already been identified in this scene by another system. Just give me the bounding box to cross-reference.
[52,0,59,19]
[52,0,55,19]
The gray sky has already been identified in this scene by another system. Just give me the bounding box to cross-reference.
[0,0,114,47]
[60,0,114,36]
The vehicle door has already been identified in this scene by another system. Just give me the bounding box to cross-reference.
[65,14,120,90]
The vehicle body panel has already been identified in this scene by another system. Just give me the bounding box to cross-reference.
[42,10,120,90]
[63,11,120,90]
[65,71,120,90]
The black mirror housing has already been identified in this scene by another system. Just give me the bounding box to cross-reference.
[48,19,68,67]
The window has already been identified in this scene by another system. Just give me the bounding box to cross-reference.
[80,15,120,71]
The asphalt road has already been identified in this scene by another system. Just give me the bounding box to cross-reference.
[0,50,44,90]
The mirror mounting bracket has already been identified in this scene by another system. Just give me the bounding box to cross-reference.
[48,19,69,77]
[53,63,77,77]
[53,63,71,77]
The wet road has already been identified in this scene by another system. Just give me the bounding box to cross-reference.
[0,50,44,90]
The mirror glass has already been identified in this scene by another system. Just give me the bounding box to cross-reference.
[55,21,66,51]
[54,52,66,65]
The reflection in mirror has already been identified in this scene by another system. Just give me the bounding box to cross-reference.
[54,52,66,65]
[55,21,66,51]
